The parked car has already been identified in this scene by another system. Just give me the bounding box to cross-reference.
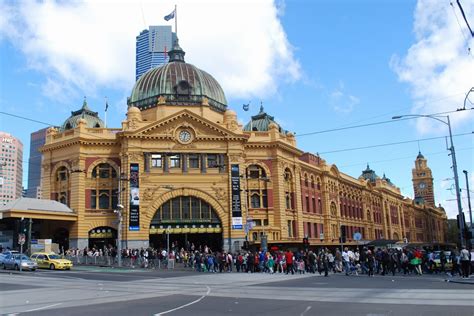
[0,251,19,267]
[30,252,73,270]
[2,253,38,271]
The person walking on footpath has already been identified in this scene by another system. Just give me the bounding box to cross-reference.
[460,246,471,279]
[321,248,329,277]
[367,250,375,277]
[342,247,351,276]
[285,249,294,275]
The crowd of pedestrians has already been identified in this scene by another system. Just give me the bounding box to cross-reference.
[63,242,472,278]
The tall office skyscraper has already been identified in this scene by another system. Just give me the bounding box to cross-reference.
[135,25,176,81]
[0,132,23,205]
[26,128,47,199]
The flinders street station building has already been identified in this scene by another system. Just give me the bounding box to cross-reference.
[1,40,447,251]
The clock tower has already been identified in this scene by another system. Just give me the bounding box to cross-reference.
[412,151,435,207]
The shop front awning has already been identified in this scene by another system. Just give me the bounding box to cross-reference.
[0,198,77,221]
[366,239,400,247]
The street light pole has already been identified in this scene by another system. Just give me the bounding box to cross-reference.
[115,204,124,267]
[463,170,472,228]
[392,114,465,247]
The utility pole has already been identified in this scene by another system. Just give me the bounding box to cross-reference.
[463,170,472,228]
[27,218,32,255]
[392,114,465,247]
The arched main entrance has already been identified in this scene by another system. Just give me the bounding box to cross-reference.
[149,196,223,252]
[88,227,117,250]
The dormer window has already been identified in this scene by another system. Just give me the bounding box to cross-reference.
[174,80,192,98]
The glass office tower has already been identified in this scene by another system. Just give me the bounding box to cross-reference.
[136,25,176,81]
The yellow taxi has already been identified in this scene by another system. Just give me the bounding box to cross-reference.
[30,252,73,270]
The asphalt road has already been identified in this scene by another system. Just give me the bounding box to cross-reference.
[20,295,474,316]
[1,268,473,316]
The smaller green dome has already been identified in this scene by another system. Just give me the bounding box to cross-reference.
[360,164,378,183]
[243,105,287,133]
[61,98,105,131]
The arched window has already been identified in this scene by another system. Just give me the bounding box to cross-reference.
[88,163,118,210]
[92,163,117,179]
[304,175,309,187]
[284,168,294,210]
[251,193,261,208]
[56,166,68,181]
[316,177,321,190]
[246,165,269,209]
[151,196,220,225]
[59,193,67,205]
[54,167,69,206]
[330,202,337,217]
[310,176,315,189]
[98,190,110,209]
[247,164,266,179]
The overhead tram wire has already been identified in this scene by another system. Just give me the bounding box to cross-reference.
[1,109,472,171]
[295,108,473,138]
[339,146,474,169]
[317,91,468,131]
[319,132,473,155]
[450,1,473,55]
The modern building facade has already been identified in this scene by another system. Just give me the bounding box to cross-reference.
[1,40,447,251]
[0,132,23,205]
[136,25,176,81]
[26,128,48,199]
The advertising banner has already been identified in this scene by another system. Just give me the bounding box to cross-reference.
[129,163,140,231]
[231,164,242,229]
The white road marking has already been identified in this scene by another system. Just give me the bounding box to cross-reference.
[301,305,312,316]
[21,303,62,313]
[154,285,211,315]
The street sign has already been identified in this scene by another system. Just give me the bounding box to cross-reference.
[18,233,25,245]
[353,232,362,241]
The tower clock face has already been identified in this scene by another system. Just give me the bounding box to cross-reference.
[178,130,192,143]
[418,182,426,189]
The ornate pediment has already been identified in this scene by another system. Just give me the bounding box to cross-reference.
[127,110,247,141]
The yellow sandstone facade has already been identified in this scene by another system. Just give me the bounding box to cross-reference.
[39,41,446,251]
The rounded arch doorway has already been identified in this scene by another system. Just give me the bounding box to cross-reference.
[88,227,117,250]
[149,196,223,252]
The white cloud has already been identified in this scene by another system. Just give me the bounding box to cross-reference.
[0,0,301,103]
[330,82,360,114]
[391,0,474,133]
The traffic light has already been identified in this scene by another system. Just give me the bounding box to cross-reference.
[340,225,346,243]
[303,237,309,249]
[20,219,27,234]
[243,241,249,250]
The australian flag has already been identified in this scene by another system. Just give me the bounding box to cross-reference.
[164,9,176,21]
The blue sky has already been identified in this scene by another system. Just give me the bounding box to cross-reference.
[0,0,473,219]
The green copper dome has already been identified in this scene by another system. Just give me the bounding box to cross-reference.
[128,39,227,112]
[60,98,105,131]
[243,105,287,133]
[360,164,378,183]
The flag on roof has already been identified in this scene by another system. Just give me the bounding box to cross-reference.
[164,9,176,21]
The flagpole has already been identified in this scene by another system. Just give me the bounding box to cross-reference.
[175,4,178,37]
[104,96,108,128]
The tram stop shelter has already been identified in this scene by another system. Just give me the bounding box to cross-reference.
[0,198,77,251]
